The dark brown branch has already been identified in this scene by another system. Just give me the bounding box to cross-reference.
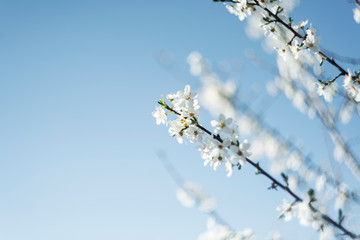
[214,0,348,77]
[202,122,358,239]
[252,0,348,76]
[245,157,302,202]
[163,104,358,239]
[164,104,223,142]
[355,0,360,9]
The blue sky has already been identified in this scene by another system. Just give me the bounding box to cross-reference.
[0,1,359,239]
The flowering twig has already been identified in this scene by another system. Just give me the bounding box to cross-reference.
[164,103,302,202]
[213,0,349,80]
[167,105,358,238]
[188,50,360,202]
[153,85,359,239]
[254,0,348,77]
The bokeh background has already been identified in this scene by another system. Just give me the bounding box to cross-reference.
[0,0,359,239]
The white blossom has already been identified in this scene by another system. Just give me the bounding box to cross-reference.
[293,201,315,227]
[206,139,231,171]
[176,188,196,208]
[187,51,205,76]
[315,82,336,102]
[275,47,289,61]
[268,231,282,240]
[225,1,252,22]
[168,118,186,144]
[211,114,233,134]
[225,161,234,177]
[174,84,199,110]
[289,39,304,59]
[288,175,298,191]
[230,139,251,166]
[263,24,280,40]
[304,24,321,52]
[186,125,204,143]
[152,106,167,125]
[334,183,349,210]
[286,152,302,171]
[319,227,334,240]
[315,175,326,192]
[277,199,294,221]
[177,182,216,213]
[199,218,255,240]
[339,102,354,124]
[293,20,308,30]
[343,70,360,102]
[353,7,360,24]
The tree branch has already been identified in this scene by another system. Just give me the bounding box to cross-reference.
[163,104,358,239]
[214,0,348,77]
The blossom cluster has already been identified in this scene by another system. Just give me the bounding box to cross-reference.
[152,85,251,177]
[344,70,360,102]
[276,198,335,240]
[224,1,321,59]
[199,218,255,240]
[354,7,360,24]
[278,22,321,59]
[222,0,360,104]
[176,182,216,213]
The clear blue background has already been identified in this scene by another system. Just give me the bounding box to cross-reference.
[0,0,359,239]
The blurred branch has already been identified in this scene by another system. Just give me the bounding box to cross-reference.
[157,150,234,229]
[321,47,360,65]
[355,0,360,8]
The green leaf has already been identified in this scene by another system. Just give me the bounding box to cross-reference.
[190,116,198,125]
[307,189,315,199]
[276,6,283,15]
[268,182,278,190]
[338,209,345,225]
[158,98,166,107]
[281,172,288,186]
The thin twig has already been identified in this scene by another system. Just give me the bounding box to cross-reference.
[163,104,359,239]
[214,0,348,78]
